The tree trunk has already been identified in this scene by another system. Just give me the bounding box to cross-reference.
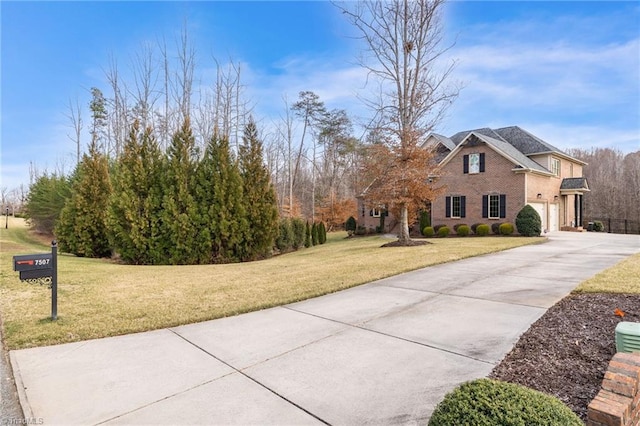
[398,203,411,243]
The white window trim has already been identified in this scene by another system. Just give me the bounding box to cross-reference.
[469,153,480,174]
[451,195,462,219]
[488,194,500,219]
[551,157,561,177]
[372,208,381,218]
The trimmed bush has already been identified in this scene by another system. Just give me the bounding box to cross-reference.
[491,222,502,234]
[437,226,450,237]
[291,218,306,249]
[594,220,604,232]
[423,226,435,237]
[453,223,468,232]
[275,218,293,252]
[499,222,514,235]
[476,224,490,236]
[515,204,542,236]
[470,223,482,234]
[433,224,445,233]
[456,225,470,237]
[428,378,582,426]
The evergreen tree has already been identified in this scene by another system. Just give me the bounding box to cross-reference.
[161,118,200,264]
[311,222,319,246]
[318,221,327,244]
[196,132,246,263]
[305,221,312,248]
[107,122,164,264]
[24,172,72,235]
[238,118,279,260]
[56,139,112,257]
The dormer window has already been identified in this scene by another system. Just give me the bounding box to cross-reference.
[463,153,485,174]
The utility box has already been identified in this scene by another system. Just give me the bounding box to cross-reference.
[615,322,640,353]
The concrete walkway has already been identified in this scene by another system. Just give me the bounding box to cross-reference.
[9,232,640,425]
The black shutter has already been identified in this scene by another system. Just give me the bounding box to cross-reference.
[463,155,469,174]
[460,196,466,218]
[499,194,507,218]
[479,153,485,172]
[445,196,451,218]
[482,195,488,218]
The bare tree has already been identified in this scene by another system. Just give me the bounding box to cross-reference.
[65,97,83,165]
[337,0,459,244]
[129,42,161,131]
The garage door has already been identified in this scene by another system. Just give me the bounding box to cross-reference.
[528,202,546,234]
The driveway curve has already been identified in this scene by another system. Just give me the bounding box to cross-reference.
[9,231,640,425]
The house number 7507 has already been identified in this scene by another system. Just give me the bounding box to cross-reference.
[35,259,50,266]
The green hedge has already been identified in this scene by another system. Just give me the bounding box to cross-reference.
[437,226,450,237]
[429,378,582,426]
[515,205,542,236]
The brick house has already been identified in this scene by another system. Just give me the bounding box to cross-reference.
[356,126,589,234]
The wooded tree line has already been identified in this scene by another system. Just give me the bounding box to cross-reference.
[58,29,364,231]
[44,117,280,264]
[568,148,640,224]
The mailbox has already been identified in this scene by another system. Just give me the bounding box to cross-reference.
[12,242,58,320]
[14,253,53,271]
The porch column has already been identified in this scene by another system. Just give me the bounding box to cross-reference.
[578,194,583,227]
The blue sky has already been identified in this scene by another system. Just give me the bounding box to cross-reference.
[1,1,639,192]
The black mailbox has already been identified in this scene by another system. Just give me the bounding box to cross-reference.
[13,253,53,272]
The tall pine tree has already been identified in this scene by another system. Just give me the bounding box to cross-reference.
[56,138,112,257]
[196,132,247,262]
[108,121,164,264]
[161,118,200,264]
[238,118,279,260]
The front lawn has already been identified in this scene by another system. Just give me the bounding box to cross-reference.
[0,217,543,350]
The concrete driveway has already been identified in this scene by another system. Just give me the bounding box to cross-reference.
[8,231,640,425]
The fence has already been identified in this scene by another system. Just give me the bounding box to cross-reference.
[586,218,640,235]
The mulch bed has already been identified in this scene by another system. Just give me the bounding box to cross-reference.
[490,293,640,422]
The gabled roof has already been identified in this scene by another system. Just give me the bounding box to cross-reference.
[560,177,590,191]
[422,133,456,151]
[440,125,586,169]
[439,131,553,175]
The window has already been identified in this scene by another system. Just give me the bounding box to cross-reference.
[551,158,561,177]
[489,195,500,219]
[445,195,466,218]
[371,208,381,217]
[482,194,506,219]
[463,153,485,174]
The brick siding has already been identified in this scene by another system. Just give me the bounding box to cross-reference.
[587,352,640,426]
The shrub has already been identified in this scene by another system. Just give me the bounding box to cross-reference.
[419,210,431,235]
[423,226,435,237]
[470,223,482,234]
[355,225,367,236]
[476,224,490,236]
[345,216,357,235]
[433,224,445,233]
[456,225,470,237]
[499,222,514,235]
[428,378,582,426]
[515,205,542,237]
[275,218,293,252]
[453,223,468,232]
[291,218,306,249]
[594,220,604,232]
[491,222,502,234]
[437,226,450,237]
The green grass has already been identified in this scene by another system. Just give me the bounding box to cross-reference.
[1,217,544,350]
[574,252,640,294]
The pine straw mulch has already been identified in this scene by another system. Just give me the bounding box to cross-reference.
[489,292,640,422]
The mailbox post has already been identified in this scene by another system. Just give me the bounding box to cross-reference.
[13,241,58,320]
